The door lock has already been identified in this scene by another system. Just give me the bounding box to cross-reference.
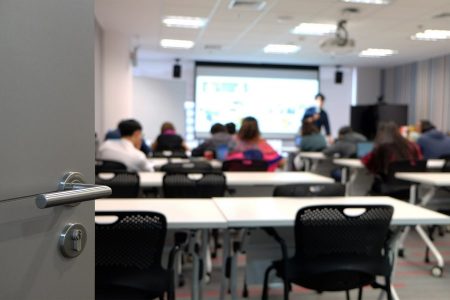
[59,223,87,258]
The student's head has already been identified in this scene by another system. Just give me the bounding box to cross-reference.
[338,126,353,138]
[210,123,226,135]
[416,120,435,133]
[225,122,236,135]
[374,121,402,145]
[301,120,319,136]
[118,119,142,149]
[315,93,325,108]
[238,116,260,142]
[161,122,175,134]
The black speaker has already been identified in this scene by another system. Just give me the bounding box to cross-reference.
[173,64,181,78]
[335,70,343,84]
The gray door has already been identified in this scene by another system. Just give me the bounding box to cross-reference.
[0,0,96,299]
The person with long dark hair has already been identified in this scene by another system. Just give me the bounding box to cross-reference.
[362,121,422,176]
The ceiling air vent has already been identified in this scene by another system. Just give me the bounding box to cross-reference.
[204,44,223,51]
[228,0,267,11]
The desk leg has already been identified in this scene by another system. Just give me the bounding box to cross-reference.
[304,159,311,172]
[341,167,348,184]
[220,230,230,300]
[420,186,437,207]
[415,225,444,276]
[189,231,199,300]
[199,229,209,300]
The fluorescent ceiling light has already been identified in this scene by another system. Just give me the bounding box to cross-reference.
[263,44,300,54]
[292,23,336,35]
[162,16,207,29]
[160,39,194,49]
[341,0,391,4]
[411,29,450,41]
[359,48,397,57]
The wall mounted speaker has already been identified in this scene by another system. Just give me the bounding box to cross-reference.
[335,70,343,84]
[173,64,181,78]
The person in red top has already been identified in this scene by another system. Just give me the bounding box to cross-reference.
[227,116,284,171]
[362,121,423,178]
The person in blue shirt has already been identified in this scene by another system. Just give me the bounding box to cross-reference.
[416,120,450,159]
[302,93,331,142]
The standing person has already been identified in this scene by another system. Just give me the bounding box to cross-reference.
[151,122,188,153]
[227,116,283,171]
[416,120,450,159]
[302,93,332,142]
[98,119,154,172]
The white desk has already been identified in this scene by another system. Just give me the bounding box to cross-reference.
[214,196,450,300]
[395,172,450,187]
[148,158,222,170]
[95,199,227,300]
[297,152,327,171]
[138,171,334,188]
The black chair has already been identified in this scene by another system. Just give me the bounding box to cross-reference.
[96,211,182,300]
[152,150,188,159]
[163,172,226,198]
[95,159,127,173]
[95,172,140,198]
[262,205,394,300]
[440,154,450,172]
[222,159,268,171]
[273,183,346,197]
[370,160,427,200]
[161,161,213,173]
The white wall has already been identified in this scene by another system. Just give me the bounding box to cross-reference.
[319,66,354,138]
[94,21,103,137]
[355,67,381,105]
[133,77,187,143]
[101,30,133,137]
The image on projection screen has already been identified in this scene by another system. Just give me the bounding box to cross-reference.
[195,74,319,137]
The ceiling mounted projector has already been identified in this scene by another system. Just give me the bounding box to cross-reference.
[320,20,355,55]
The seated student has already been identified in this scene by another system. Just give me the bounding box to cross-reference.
[362,121,422,179]
[225,122,237,135]
[191,123,233,158]
[104,127,151,156]
[227,116,283,171]
[416,120,450,159]
[299,120,327,152]
[98,119,154,172]
[151,122,188,153]
[323,126,367,158]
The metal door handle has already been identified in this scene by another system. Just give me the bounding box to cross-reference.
[36,172,111,209]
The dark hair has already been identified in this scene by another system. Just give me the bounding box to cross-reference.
[338,126,353,136]
[420,120,435,133]
[161,122,175,133]
[225,122,236,134]
[238,117,260,142]
[315,93,325,101]
[118,119,142,137]
[210,123,226,134]
[301,120,319,136]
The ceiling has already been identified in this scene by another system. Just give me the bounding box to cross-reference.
[95,0,450,68]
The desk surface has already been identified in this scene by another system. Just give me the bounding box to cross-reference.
[95,199,228,229]
[213,196,450,227]
[138,171,334,188]
[298,152,327,159]
[395,172,450,186]
[149,158,222,169]
[333,158,444,169]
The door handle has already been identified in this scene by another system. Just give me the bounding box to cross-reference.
[36,172,111,209]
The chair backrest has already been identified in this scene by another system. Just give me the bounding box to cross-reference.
[273,183,345,197]
[160,161,213,173]
[222,159,268,171]
[385,159,427,184]
[295,205,393,259]
[440,154,450,172]
[95,160,127,174]
[152,150,188,159]
[96,211,167,270]
[95,172,140,198]
[163,173,226,198]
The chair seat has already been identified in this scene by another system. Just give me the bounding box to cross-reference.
[272,255,390,292]
[96,267,170,300]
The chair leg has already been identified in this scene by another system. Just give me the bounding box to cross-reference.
[283,280,289,300]
[385,276,393,300]
[358,287,363,300]
[262,265,274,300]
[346,290,351,300]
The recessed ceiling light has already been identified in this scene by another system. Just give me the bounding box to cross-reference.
[160,39,194,49]
[411,29,450,41]
[341,0,391,4]
[292,23,336,35]
[359,48,397,57]
[263,44,300,54]
[162,16,207,29]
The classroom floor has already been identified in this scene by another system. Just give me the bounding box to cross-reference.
[175,229,450,299]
